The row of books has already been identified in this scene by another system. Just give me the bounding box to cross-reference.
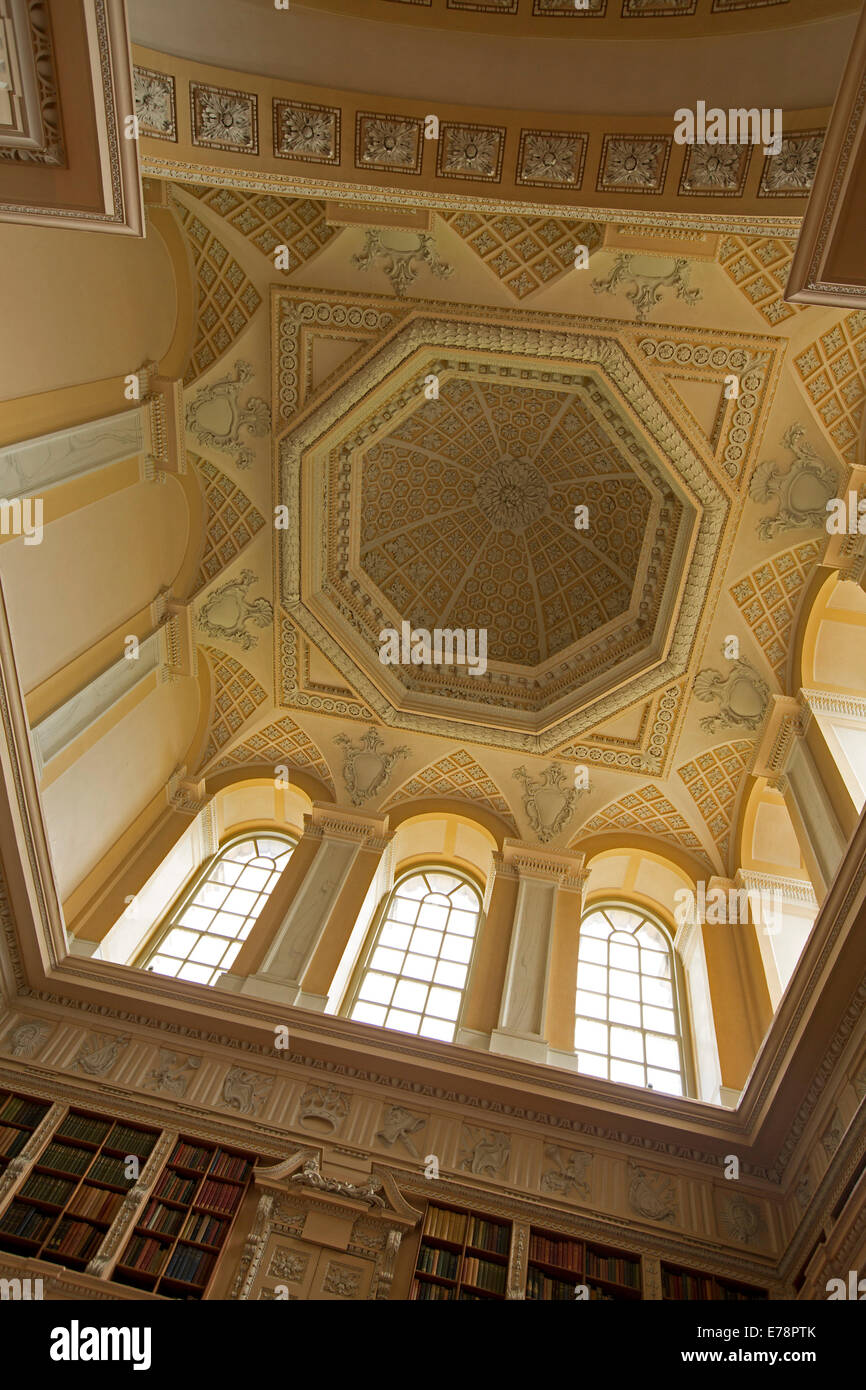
[662,1270,713,1300]
[21,1172,76,1206]
[56,1114,111,1145]
[410,1280,456,1301]
[169,1141,212,1171]
[138,1200,185,1237]
[526,1269,580,1301]
[720,1283,767,1301]
[0,1125,28,1159]
[39,1142,92,1177]
[461,1256,506,1295]
[586,1249,640,1288]
[155,1171,197,1204]
[0,1096,49,1128]
[422,1206,466,1244]
[88,1155,131,1188]
[45,1217,104,1261]
[0,1200,55,1242]
[529,1233,581,1271]
[467,1215,509,1255]
[121,1234,169,1275]
[164,1243,213,1286]
[196,1178,243,1214]
[209,1151,250,1182]
[416,1243,460,1280]
[67,1184,124,1224]
[180,1210,228,1247]
[109,1124,157,1159]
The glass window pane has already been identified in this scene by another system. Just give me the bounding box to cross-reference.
[379,922,411,950]
[386,1008,422,1034]
[147,955,180,977]
[440,935,472,963]
[574,1017,607,1053]
[161,928,198,958]
[578,935,607,965]
[418,902,449,930]
[448,908,479,937]
[610,1058,644,1086]
[236,866,271,893]
[610,969,640,1001]
[175,906,213,933]
[193,881,230,910]
[643,1004,676,1034]
[648,1068,683,1096]
[426,987,460,1021]
[641,949,671,979]
[223,841,258,863]
[609,996,640,1026]
[577,962,607,993]
[451,884,480,911]
[209,912,245,938]
[637,923,667,950]
[392,979,428,1012]
[610,1026,644,1062]
[371,946,405,974]
[410,927,442,957]
[426,874,460,896]
[605,907,642,933]
[580,912,611,939]
[392,897,420,925]
[210,859,243,886]
[609,941,639,971]
[177,962,213,984]
[222,942,242,970]
[576,1052,608,1079]
[434,959,467,989]
[359,972,395,1005]
[223,886,259,916]
[576,989,607,1020]
[646,1033,680,1069]
[398,875,428,899]
[642,976,673,1008]
[403,953,436,981]
[189,935,227,966]
[418,1015,454,1042]
[351,1001,386,1026]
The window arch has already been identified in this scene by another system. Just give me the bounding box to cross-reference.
[348,867,482,1042]
[140,832,296,986]
[574,902,686,1096]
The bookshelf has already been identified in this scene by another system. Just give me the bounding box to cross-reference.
[661,1261,768,1301]
[113,1137,254,1300]
[0,1089,52,1178]
[410,1202,511,1300]
[527,1227,641,1301]
[0,1107,158,1270]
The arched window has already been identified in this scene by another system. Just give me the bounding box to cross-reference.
[348,868,482,1042]
[574,903,685,1096]
[140,833,295,986]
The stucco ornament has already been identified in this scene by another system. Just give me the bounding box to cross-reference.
[186,360,269,469]
[197,570,273,650]
[693,654,769,734]
[592,253,701,322]
[749,424,839,540]
[334,726,410,804]
[352,230,453,297]
[513,763,579,842]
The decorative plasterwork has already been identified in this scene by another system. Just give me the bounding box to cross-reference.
[581,783,705,856]
[278,614,376,722]
[758,130,825,199]
[439,209,602,300]
[717,234,803,327]
[275,99,340,164]
[275,310,737,749]
[207,714,334,792]
[191,454,266,595]
[515,129,588,190]
[190,80,258,154]
[179,183,337,277]
[679,144,751,198]
[382,750,518,831]
[185,360,269,469]
[354,112,422,174]
[173,199,263,383]
[556,682,685,778]
[597,136,672,195]
[352,229,454,296]
[196,569,273,650]
[591,252,702,322]
[677,739,755,864]
[333,726,410,805]
[729,540,821,685]
[749,424,840,540]
[199,646,268,767]
[794,312,866,465]
[0,0,64,166]
[133,64,176,142]
[693,654,769,734]
[512,764,580,842]
[436,121,506,182]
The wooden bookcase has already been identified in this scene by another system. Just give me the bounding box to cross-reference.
[661,1261,768,1301]
[0,1089,51,1178]
[0,1107,159,1270]
[527,1227,641,1301]
[410,1201,511,1300]
[113,1136,254,1300]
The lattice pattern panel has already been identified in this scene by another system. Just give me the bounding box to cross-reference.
[582,783,704,853]
[717,235,803,327]
[793,312,866,465]
[383,749,518,829]
[192,454,267,594]
[209,715,334,790]
[440,210,602,299]
[174,198,263,383]
[179,184,337,273]
[677,740,754,865]
[200,647,268,766]
[729,540,821,685]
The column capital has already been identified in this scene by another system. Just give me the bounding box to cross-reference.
[307,802,389,847]
[498,838,586,887]
[751,693,809,783]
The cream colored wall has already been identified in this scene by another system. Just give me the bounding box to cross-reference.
[41,676,200,901]
[0,219,177,403]
[0,478,189,692]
